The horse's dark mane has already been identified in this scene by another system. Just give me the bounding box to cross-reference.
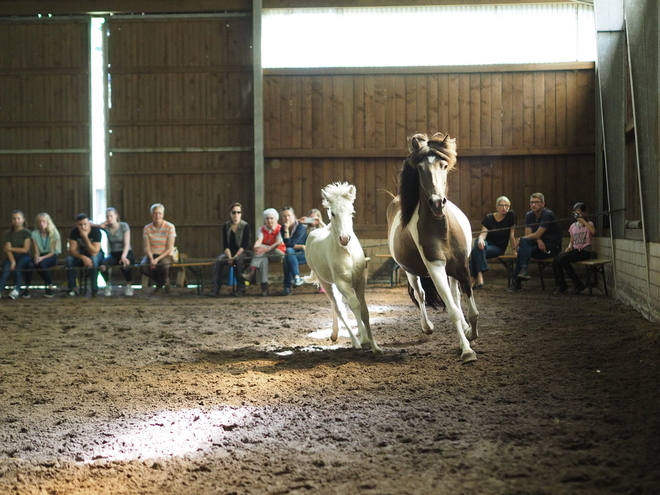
[398,132,457,228]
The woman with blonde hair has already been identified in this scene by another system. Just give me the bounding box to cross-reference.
[469,196,517,288]
[29,212,62,298]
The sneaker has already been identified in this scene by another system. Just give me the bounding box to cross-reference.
[8,289,19,300]
[293,275,304,287]
[44,288,55,298]
[517,269,531,281]
[125,285,134,297]
[67,290,77,297]
[279,288,292,296]
[20,289,30,299]
[261,283,269,297]
[104,286,112,297]
[241,269,256,283]
[553,285,568,295]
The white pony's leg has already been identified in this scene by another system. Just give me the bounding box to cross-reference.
[427,264,477,364]
[317,279,341,342]
[334,277,382,353]
[405,271,434,334]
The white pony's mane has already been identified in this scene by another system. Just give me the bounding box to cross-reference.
[321,182,356,212]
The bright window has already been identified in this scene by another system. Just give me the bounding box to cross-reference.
[262,5,596,68]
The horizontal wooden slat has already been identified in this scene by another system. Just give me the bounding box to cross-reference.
[265,146,595,159]
[265,62,595,77]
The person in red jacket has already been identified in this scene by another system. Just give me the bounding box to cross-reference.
[241,208,285,296]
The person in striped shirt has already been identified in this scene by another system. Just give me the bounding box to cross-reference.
[139,203,176,293]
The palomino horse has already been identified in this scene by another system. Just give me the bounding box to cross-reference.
[304,182,381,353]
[387,133,479,363]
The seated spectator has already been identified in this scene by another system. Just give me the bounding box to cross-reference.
[66,213,104,297]
[553,202,595,295]
[208,202,251,297]
[140,203,176,293]
[0,210,33,299]
[29,212,61,298]
[100,207,135,297]
[241,208,285,296]
[469,196,517,288]
[510,192,562,292]
[279,206,308,296]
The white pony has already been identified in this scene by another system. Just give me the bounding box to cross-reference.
[304,182,382,353]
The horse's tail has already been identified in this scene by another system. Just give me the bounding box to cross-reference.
[407,277,446,311]
[303,271,319,286]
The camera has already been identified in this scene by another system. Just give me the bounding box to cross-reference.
[572,212,580,219]
[304,217,315,224]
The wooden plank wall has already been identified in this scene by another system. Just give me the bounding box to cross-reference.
[264,65,596,238]
[0,19,90,239]
[106,15,254,259]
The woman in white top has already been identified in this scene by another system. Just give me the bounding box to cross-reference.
[29,212,61,298]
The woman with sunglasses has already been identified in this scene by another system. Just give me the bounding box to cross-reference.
[469,196,517,288]
[207,202,252,297]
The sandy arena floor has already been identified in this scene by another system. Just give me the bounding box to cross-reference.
[0,277,658,494]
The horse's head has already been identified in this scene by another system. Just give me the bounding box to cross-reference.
[399,132,457,225]
[322,182,357,248]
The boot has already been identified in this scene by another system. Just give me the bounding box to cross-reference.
[261,283,269,297]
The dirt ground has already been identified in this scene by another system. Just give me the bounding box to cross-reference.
[0,274,658,495]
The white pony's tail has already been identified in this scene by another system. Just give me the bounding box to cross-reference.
[303,271,319,286]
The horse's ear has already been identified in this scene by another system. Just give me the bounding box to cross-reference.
[346,184,357,202]
[410,133,427,151]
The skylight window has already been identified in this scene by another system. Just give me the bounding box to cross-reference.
[262,5,596,68]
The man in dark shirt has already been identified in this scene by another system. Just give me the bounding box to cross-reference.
[510,193,562,291]
[66,213,104,296]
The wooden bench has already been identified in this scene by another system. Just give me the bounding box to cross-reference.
[499,254,611,295]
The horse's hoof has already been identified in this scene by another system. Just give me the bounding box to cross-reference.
[461,350,477,364]
[422,328,434,335]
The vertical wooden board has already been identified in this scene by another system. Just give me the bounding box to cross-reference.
[415,75,428,135]
[469,156,483,221]
[290,76,303,149]
[351,159,365,226]
[364,159,377,226]
[438,74,450,135]
[491,156,503,211]
[311,77,324,149]
[447,74,460,141]
[426,75,439,134]
[267,77,281,148]
[533,72,546,147]
[491,73,502,147]
[374,158,388,225]
[364,75,375,148]
[300,159,313,211]
[511,73,524,147]
[394,75,407,148]
[343,158,355,187]
[523,155,535,204]
[555,155,569,218]
[384,75,397,147]
[353,76,365,149]
[544,72,557,147]
[577,70,595,146]
[373,76,387,148]
[301,76,314,149]
[342,76,355,150]
[522,73,535,147]
[291,158,303,211]
[470,74,491,148]
[458,74,471,149]
[322,77,334,149]
[565,71,578,147]
[332,75,344,149]
[405,76,418,136]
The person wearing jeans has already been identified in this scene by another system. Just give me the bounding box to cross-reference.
[552,202,595,295]
[279,206,308,296]
[510,192,562,291]
[66,213,104,297]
